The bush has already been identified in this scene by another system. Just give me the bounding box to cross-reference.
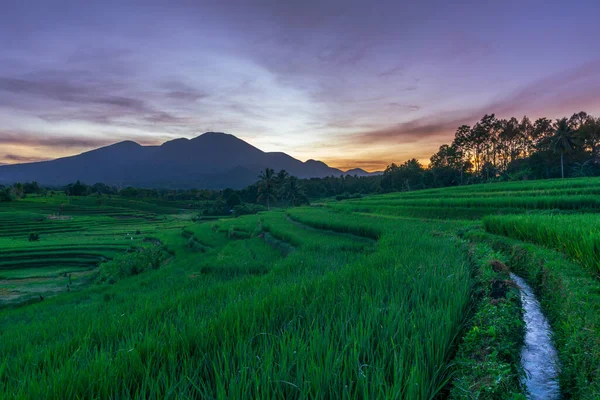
[226,193,242,208]
[0,188,13,202]
[28,233,40,242]
[335,192,362,201]
[232,203,267,217]
[97,245,167,284]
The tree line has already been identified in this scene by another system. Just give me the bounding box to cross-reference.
[0,181,46,201]
[381,111,600,192]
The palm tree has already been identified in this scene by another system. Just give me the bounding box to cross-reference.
[281,176,305,207]
[258,168,276,210]
[275,169,289,185]
[274,169,289,201]
[552,118,577,178]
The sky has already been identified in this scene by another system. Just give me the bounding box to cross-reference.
[1,0,599,171]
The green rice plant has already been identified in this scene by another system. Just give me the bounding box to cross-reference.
[260,211,374,252]
[347,195,600,211]
[96,244,167,283]
[287,208,383,239]
[329,202,527,220]
[483,214,600,272]
[5,177,600,398]
[0,204,473,399]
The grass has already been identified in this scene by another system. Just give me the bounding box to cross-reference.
[0,195,187,306]
[450,242,524,399]
[483,214,600,273]
[2,177,600,398]
[0,196,474,398]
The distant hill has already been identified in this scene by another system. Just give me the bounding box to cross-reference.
[0,132,369,189]
[343,168,383,177]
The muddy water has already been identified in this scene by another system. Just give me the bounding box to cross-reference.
[510,273,560,399]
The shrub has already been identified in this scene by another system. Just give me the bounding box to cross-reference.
[0,188,13,202]
[97,245,167,284]
[335,192,362,201]
[233,203,267,217]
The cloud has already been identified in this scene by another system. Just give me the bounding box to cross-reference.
[344,60,600,148]
[346,115,472,145]
[0,132,120,148]
[485,59,600,116]
[0,76,188,126]
[377,65,405,78]
[2,154,50,163]
[387,103,420,112]
[162,81,210,102]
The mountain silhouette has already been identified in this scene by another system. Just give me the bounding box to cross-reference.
[0,132,351,188]
[343,168,383,177]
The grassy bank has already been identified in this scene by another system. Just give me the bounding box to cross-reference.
[449,241,525,399]
[467,230,600,399]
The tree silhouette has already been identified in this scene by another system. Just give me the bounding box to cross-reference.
[226,192,241,209]
[257,168,276,210]
[552,118,577,178]
[579,117,600,161]
[274,170,289,201]
[281,176,305,207]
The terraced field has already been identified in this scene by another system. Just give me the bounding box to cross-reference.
[0,194,189,306]
[1,179,600,398]
[334,175,600,219]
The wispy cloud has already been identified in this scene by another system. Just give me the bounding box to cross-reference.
[344,60,600,149]
[0,132,119,148]
[0,75,188,126]
[2,154,50,163]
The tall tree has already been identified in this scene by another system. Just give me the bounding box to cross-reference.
[281,176,306,207]
[274,169,289,200]
[430,144,467,186]
[568,111,589,131]
[469,114,497,177]
[258,168,276,210]
[552,118,577,178]
[11,183,24,199]
[498,117,521,170]
[519,116,534,157]
[579,117,600,162]
[452,125,473,177]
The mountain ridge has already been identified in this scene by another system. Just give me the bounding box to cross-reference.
[0,132,377,189]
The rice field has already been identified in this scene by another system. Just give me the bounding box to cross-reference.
[483,214,600,273]
[1,178,600,398]
[0,195,187,306]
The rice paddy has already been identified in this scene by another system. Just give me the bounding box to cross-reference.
[0,194,187,306]
[1,178,600,398]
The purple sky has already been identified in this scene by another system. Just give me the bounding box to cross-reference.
[1,0,599,170]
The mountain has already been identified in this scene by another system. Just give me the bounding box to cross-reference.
[343,168,383,177]
[0,132,349,189]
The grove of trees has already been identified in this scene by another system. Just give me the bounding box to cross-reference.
[381,111,600,192]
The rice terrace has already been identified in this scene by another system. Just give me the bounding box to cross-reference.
[2,1,600,399]
[0,175,599,399]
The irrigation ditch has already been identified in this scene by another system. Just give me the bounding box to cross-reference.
[511,273,561,399]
